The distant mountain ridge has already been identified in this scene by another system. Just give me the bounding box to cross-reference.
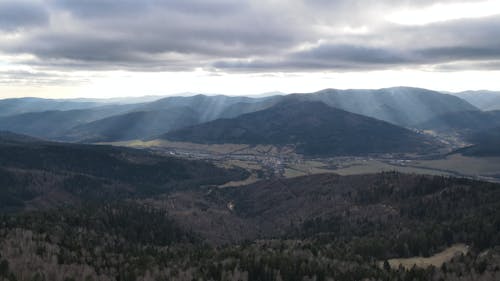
[0,94,279,141]
[161,100,440,156]
[64,108,200,142]
[0,105,138,140]
[454,90,500,111]
[0,97,104,117]
[0,87,481,143]
[137,94,272,123]
[0,131,42,144]
[296,87,478,127]
[417,110,500,133]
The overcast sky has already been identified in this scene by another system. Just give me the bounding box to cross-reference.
[1,0,500,98]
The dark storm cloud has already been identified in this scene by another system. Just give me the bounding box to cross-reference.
[1,0,500,73]
[214,14,500,72]
[0,1,49,31]
[418,46,500,61]
[51,0,244,17]
[290,44,413,65]
[213,44,415,71]
[3,0,301,71]
[50,0,150,17]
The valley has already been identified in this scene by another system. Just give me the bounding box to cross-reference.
[106,139,500,184]
[1,87,500,281]
[3,1,500,280]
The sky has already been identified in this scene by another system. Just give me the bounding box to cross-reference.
[1,0,500,99]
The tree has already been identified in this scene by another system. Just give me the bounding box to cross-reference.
[0,260,9,277]
[383,260,391,272]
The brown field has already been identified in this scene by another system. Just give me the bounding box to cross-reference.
[223,159,263,170]
[386,244,469,269]
[104,139,250,154]
[219,173,260,188]
[328,159,452,176]
[291,155,500,182]
[284,160,338,178]
[412,154,500,178]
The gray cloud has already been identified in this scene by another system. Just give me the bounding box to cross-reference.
[434,60,500,71]
[213,44,415,72]
[214,14,500,72]
[0,0,49,31]
[290,44,413,64]
[418,46,500,61]
[3,0,302,71]
[1,0,499,73]
[0,69,89,86]
[51,0,244,17]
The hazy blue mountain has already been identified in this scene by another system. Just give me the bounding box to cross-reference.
[167,87,480,128]
[64,108,200,142]
[0,131,42,144]
[139,94,270,123]
[0,94,173,118]
[454,90,500,111]
[161,100,440,156]
[210,87,478,128]
[69,95,169,104]
[0,97,106,117]
[295,87,478,127]
[249,91,286,98]
[417,110,500,133]
[0,105,137,139]
[58,95,278,142]
[0,95,267,141]
[0,87,480,142]
[218,96,284,119]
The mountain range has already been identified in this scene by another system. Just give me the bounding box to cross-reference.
[417,110,500,133]
[454,90,500,111]
[162,100,440,156]
[0,97,104,117]
[297,87,477,127]
[63,108,200,142]
[1,86,500,157]
[2,89,500,280]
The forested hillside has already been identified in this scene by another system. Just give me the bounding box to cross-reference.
[162,100,440,156]
[1,172,500,280]
[0,133,247,211]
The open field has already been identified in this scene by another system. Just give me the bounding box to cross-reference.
[106,140,500,183]
[305,159,454,177]
[387,244,469,269]
[283,160,333,177]
[413,154,500,178]
[105,139,296,157]
[102,139,251,154]
[285,155,500,182]
[219,173,260,188]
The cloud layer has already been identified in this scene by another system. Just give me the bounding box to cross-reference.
[1,0,499,81]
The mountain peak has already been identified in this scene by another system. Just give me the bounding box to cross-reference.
[162,100,440,156]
